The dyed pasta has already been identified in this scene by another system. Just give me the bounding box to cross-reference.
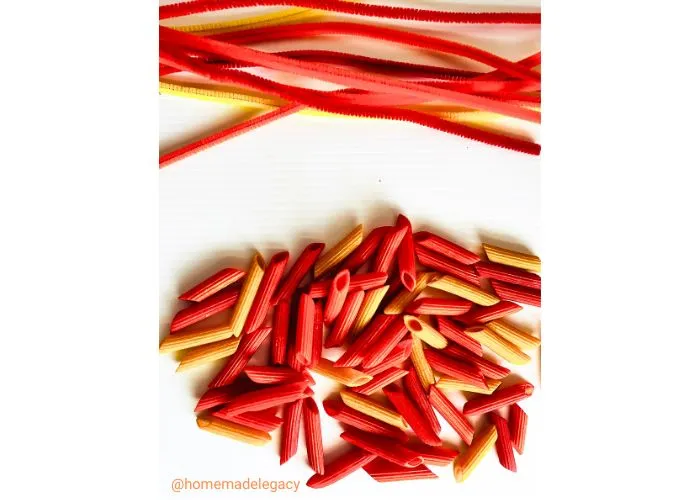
[435,316,483,355]
[307,272,388,299]
[413,231,480,265]
[244,366,314,385]
[490,280,541,307]
[475,261,541,289]
[442,344,511,379]
[415,245,480,285]
[339,390,409,430]
[436,376,502,394]
[363,460,437,482]
[333,314,394,367]
[353,367,408,395]
[324,290,365,348]
[197,416,271,446]
[209,326,272,388]
[159,325,233,354]
[509,403,528,455]
[405,297,472,316]
[324,269,350,324]
[306,447,377,489]
[468,326,531,365]
[311,300,323,367]
[462,383,534,416]
[212,408,283,432]
[362,338,413,376]
[311,358,373,387]
[350,285,389,335]
[382,383,441,446]
[404,315,448,349]
[244,251,289,333]
[428,386,475,444]
[176,336,241,372]
[323,400,409,442]
[424,349,486,389]
[410,336,435,389]
[294,293,315,366]
[194,382,253,412]
[396,215,417,291]
[314,224,364,277]
[490,412,517,472]
[372,225,408,273]
[170,287,240,332]
[404,368,441,435]
[303,398,324,474]
[229,252,266,338]
[179,267,246,302]
[280,399,303,464]
[408,443,459,466]
[341,226,391,272]
[341,428,423,467]
[383,271,438,314]
[455,301,522,325]
[453,424,498,483]
[271,300,291,364]
[272,242,325,305]
[487,319,541,350]
[361,316,409,368]
[482,243,541,273]
[217,381,309,416]
[428,275,500,306]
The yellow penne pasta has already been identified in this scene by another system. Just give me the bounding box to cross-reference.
[428,275,500,306]
[436,376,502,395]
[311,358,373,387]
[487,319,541,351]
[196,416,271,446]
[410,335,435,389]
[228,252,266,337]
[384,272,439,314]
[176,337,241,372]
[469,327,531,365]
[314,224,364,277]
[403,315,448,349]
[339,390,409,430]
[350,285,390,335]
[159,325,232,354]
[482,243,541,273]
[453,423,498,483]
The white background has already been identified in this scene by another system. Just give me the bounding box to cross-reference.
[160,1,541,497]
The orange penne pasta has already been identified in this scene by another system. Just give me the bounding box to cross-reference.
[482,243,541,273]
[409,336,435,389]
[487,319,541,350]
[159,324,233,354]
[196,415,272,446]
[469,326,531,365]
[436,376,502,394]
[314,224,364,277]
[339,390,409,430]
[403,315,448,349]
[453,423,498,482]
[228,252,266,337]
[384,272,439,315]
[428,275,500,306]
[351,285,390,335]
[310,357,373,387]
[176,336,241,371]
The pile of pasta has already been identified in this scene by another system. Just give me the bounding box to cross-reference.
[159,1,541,168]
[160,216,540,487]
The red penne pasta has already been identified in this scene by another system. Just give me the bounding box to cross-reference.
[413,231,480,265]
[383,383,441,446]
[454,301,523,325]
[405,298,473,316]
[360,316,409,368]
[341,428,423,468]
[272,243,325,305]
[372,225,408,274]
[294,294,315,366]
[462,383,534,416]
[424,349,487,389]
[194,381,254,412]
[396,215,417,291]
[303,398,324,474]
[212,407,282,432]
[280,399,303,465]
[311,300,324,367]
[340,226,391,272]
[323,400,409,442]
[244,366,314,385]
[324,290,364,348]
[217,381,309,416]
[428,385,475,444]
[324,270,350,324]
[490,412,517,472]
[475,261,541,289]
[362,339,413,376]
[415,245,480,285]
[436,317,483,355]
[408,443,459,467]
[353,367,408,395]
[271,300,291,365]
[363,459,437,482]
[306,447,377,489]
[208,327,272,388]
[442,344,511,379]
[404,368,441,435]
[307,272,388,299]
[244,251,289,333]
[333,314,394,368]
[179,267,246,302]
[509,403,528,455]
[170,287,240,333]
[490,280,541,307]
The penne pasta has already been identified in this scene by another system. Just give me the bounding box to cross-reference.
[280,399,303,465]
[410,336,435,389]
[306,447,377,489]
[424,349,486,389]
[475,261,541,289]
[435,316,483,355]
[339,390,409,430]
[490,280,541,307]
[372,225,408,274]
[350,285,390,335]
[413,231,480,266]
[341,226,391,273]
[487,319,541,351]
[228,252,266,337]
[428,386,475,444]
[404,315,448,349]
[271,300,291,364]
[436,376,502,395]
[197,416,271,446]
[323,399,409,442]
[212,408,283,432]
[361,316,409,368]
[324,290,365,348]
[170,287,241,333]
[333,314,394,368]
[176,336,241,372]
[159,324,234,354]
[244,251,289,334]
[490,412,517,472]
[272,242,325,305]
[294,293,315,366]
[408,443,459,467]
[382,383,441,446]
[509,403,528,455]
[178,267,246,302]
[244,366,314,385]
[314,224,364,278]
[469,326,531,365]
[406,297,473,316]
[324,269,350,325]
[363,460,437,482]
[428,275,500,306]
[384,271,438,314]
[462,383,534,416]
[208,326,272,388]
[353,367,408,395]
[311,300,324,367]
[194,382,253,412]
[341,428,423,468]
[415,245,480,285]
[482,243,541,273]
[307,271,388,299]
[404,368,441,435]
[217,381,310,417]
[453,424,498,483]
[303,398,325,474]
[311,357,373,387]
[396,215,417,291]
[455,301,522,325]
[362,338,413,376]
